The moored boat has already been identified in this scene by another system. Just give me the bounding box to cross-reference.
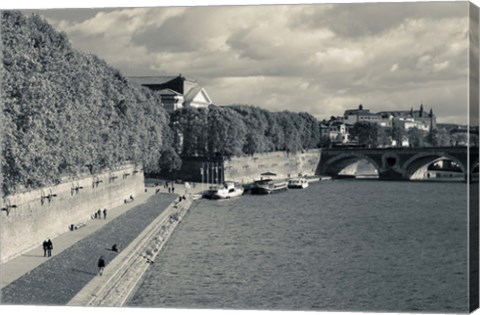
[204,181,244,199]
[305,175,322,183]
[288,178,309,189]
[251,179,288,194]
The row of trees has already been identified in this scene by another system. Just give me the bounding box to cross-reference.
[1,11,177,195]
[170,105,322,157]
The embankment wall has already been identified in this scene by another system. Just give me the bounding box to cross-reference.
[168,150,322,184]
[223,149,322,183]
[68,197,193,306]
[0,164,144,263]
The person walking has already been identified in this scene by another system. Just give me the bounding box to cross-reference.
[97,256,106,276]
[103,208,107,219]
[96,209,101,219]
[46,239,53,257]
[42,240,48,257]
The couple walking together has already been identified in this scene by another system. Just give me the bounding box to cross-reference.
[42,239,53,257]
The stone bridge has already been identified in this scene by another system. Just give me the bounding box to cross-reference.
[317,146,479,180]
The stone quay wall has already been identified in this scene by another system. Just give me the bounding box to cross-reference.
[0,164,144,263]
[170,150,322,184]
[223,149,322,183]
[68,197,193,307]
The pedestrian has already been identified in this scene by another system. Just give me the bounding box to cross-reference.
[168,187,171,193]
[46,239,53,257]
[97,256,106,276]
[111,244,118,252]
[42,240,48,257]
[97,209,101,219]
[103,208,107,219]
[172,186,175,193]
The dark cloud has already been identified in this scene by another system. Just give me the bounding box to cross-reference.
[131,13,199,53]
[131,6,226,53]
[290,2,467,37]
[21,8,112,23]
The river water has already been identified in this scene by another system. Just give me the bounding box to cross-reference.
[128,180,470,312]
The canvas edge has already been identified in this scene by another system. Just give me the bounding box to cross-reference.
[469,1,480,313]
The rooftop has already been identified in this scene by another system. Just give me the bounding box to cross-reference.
[128,75,198,86]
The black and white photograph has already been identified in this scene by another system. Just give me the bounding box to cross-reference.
[0,0,479,314]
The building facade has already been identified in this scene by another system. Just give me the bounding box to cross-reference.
[343,104,436,131]
[320,120,350,144]
[129,75,213,113]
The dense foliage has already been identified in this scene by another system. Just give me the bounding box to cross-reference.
[170,105,322,157]
[1,11,176,195]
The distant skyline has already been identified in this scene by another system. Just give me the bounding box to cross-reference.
[22,1,473,124]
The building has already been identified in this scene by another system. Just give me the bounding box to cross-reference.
[343,104,436,130]
[378,104,436,130]
[320,120,350,144]
[129,74,213,113]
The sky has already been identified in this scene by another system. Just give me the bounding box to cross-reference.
[16,1,476,124]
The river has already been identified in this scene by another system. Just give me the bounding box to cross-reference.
[128,180,470,312]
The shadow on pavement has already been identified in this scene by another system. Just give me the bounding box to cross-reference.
[70,268,97,276]
[21,254,45,258]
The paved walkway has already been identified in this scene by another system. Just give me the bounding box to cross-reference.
[1,188,153,289]
[0,179,208,305]
[0,189,177,305]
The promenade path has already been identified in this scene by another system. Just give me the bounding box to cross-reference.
[0,190,176,306]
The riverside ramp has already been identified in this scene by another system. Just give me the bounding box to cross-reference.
[68,196,194,306]
[0,193,176,305]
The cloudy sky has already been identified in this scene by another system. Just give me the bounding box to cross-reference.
[22,1,473,124]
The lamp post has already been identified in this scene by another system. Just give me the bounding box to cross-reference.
[172,121,180,154]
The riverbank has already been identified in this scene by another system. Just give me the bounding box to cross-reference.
[68,193,194,306]
[0,191,177,305]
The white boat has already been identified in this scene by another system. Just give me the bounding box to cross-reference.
[251,179,288,194]
[205,181,244,199]
[288,178,309,189]
[305,175,322,183]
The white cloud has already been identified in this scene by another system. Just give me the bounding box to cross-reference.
[433,61,450,72]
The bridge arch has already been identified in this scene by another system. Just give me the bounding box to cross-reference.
[472,159,479,171]
[322,153,381,177]
[403,152,466,180]
[472,159,479,176]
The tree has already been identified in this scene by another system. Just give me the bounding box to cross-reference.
[390,122,406,147]
[407,127,428,147]
[351,122,380,147]
[1,11,178,195]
